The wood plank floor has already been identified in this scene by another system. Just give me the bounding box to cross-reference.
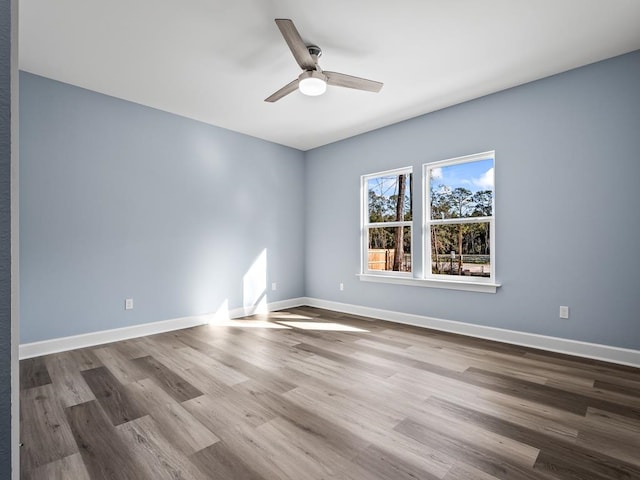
[19,307,640,479]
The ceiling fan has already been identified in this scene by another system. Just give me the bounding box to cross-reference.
[265,19,383,102]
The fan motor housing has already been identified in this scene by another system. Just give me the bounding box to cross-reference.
[307,45,322,58]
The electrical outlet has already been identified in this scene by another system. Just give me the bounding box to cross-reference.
[559,306,569,319]
[271,282,277,291]
[125,298,134,310]
[339,282,344,291]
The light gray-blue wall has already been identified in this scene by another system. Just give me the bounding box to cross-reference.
[20,72,305,343]
[305,50,640,350]
[0,0,13,473]
[19,51,640,352]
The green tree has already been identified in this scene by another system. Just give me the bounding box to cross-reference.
[430,186,492,273]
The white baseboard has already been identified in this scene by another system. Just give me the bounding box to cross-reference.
[19,297,307,359]
[19,315,210,359]
[303,297,640,368]
[19,296,639,368]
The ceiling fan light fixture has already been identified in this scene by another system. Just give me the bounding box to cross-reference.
[264,19,383,103]
[298,71,327,96]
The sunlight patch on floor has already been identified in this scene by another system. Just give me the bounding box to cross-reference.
[276,321,368,332]
[267,313,313,320]
[209,319,291,329]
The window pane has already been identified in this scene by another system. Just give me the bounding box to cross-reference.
[430,223,490,277]
[430,159,493,220]
[368,226,412,272]
[368,173,412,223]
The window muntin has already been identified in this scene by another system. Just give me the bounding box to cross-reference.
[362,168,413,274]
[425,152,495,282]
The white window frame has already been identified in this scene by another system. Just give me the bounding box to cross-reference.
[361,166,413,277]
[358,153,500,293]
[423,151,496,285]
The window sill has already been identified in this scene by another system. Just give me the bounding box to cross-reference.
[357,274,501,293]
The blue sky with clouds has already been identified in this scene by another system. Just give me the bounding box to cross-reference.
[430,159,493,193]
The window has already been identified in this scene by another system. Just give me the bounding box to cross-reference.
[362,168,413,275]
[359,152,497,292]
[424,151,495,282]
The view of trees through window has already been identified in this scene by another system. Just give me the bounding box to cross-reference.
[362,154,494,282]
[366,171,412,273]
[428,157,494,277]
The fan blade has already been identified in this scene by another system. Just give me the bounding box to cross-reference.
[264,78,299,102]
[275,19,316,71]
[325,71,383,92]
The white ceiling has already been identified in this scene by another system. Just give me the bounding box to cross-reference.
[19,0,640,151]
